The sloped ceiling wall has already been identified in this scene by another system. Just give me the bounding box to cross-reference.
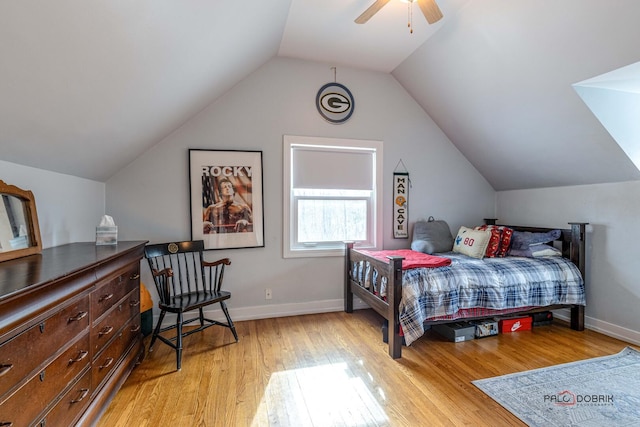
[393,0,640,190]
[0,1,292,181]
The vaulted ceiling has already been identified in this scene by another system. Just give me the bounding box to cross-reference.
[2,0,639,190]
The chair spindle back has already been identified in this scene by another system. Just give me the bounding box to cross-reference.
[145,240,227,303]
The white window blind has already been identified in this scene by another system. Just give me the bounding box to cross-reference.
[292,147,374,190]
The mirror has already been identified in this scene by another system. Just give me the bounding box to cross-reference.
[0,180,42,262]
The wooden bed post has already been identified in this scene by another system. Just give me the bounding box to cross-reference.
[344,242,354,313]
[569,222,588,331]
[386,255,404,359]
[569,223,587,278]
[343,241,405,358]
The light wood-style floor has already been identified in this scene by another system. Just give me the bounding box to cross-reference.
[97,309,636,427]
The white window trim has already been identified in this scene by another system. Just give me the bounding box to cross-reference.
[283,135,383,258]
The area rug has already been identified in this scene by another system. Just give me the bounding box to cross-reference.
[472,347,640,427]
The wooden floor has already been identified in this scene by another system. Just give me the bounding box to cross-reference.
[97,309,636,427]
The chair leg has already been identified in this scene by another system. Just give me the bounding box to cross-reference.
[220,301,238,342]
[199,307,205,326]
[149,310,166,352]
[176,311,183,371]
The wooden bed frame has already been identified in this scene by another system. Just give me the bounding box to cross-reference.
[344,220,588,359]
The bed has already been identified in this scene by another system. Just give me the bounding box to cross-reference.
[344,220,587,359]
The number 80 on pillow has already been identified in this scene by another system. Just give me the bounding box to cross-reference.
[453,226,492,259]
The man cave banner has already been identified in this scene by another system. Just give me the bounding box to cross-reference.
[393,172,409,239]
[189,149,264,250]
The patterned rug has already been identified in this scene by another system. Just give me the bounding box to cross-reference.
[472,347,640,427]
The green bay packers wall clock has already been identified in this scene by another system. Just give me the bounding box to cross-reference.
[316,82,355,124]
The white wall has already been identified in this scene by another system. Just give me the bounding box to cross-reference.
[497,181,640,345]
[107,57,496,321]
[1,160,104,248]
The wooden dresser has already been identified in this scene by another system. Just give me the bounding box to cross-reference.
[0,241,147,426]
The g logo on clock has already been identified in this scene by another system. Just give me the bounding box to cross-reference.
[316,83,355,124]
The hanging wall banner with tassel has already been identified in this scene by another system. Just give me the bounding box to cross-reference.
[393,172,409,238]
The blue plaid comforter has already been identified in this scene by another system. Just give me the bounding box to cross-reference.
[394,253,586,345]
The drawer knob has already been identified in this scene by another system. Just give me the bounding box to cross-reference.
[68,311,88,323]
[130,273,140,280]
[0,364,13,377]
[130,300,140,307]
[0,422,14,426]
[131,324,141,333]
[99,357,114,370]
[98,325,114,337]
[70,388,90,404]
[99,293,114,303]
[69,350,89,364]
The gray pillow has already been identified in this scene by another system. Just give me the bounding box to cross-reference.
[509,229,561,251]
[411,217,454,254]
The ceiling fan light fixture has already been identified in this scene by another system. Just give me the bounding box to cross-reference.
[355,0,443,27]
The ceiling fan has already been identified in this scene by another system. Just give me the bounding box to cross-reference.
[355,0,443,25]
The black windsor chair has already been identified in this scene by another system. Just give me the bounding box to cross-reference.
[144,240,238,370]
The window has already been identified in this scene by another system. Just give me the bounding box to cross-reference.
[283,135,383,258]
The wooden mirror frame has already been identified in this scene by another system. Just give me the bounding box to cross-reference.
[0,180,42,262]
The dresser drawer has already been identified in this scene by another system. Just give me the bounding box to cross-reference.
[37,369,92,427]
[92,318,139,392]
[0,332,90,426]
[91,264,140,321]
[90,289,140,357]
[0,295,90,400]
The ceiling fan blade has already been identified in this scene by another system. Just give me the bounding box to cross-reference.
[418,0,443,24]
[355,0,392,24]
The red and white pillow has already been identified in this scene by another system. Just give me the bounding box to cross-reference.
[475,224,514,258]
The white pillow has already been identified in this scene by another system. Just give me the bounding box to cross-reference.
[453,226,491,259]
[531,243,562,257]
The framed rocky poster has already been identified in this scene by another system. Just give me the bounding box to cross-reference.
[189,149,264,250]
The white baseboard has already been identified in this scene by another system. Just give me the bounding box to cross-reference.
[553,308,640,346]
[155,297,371,328]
